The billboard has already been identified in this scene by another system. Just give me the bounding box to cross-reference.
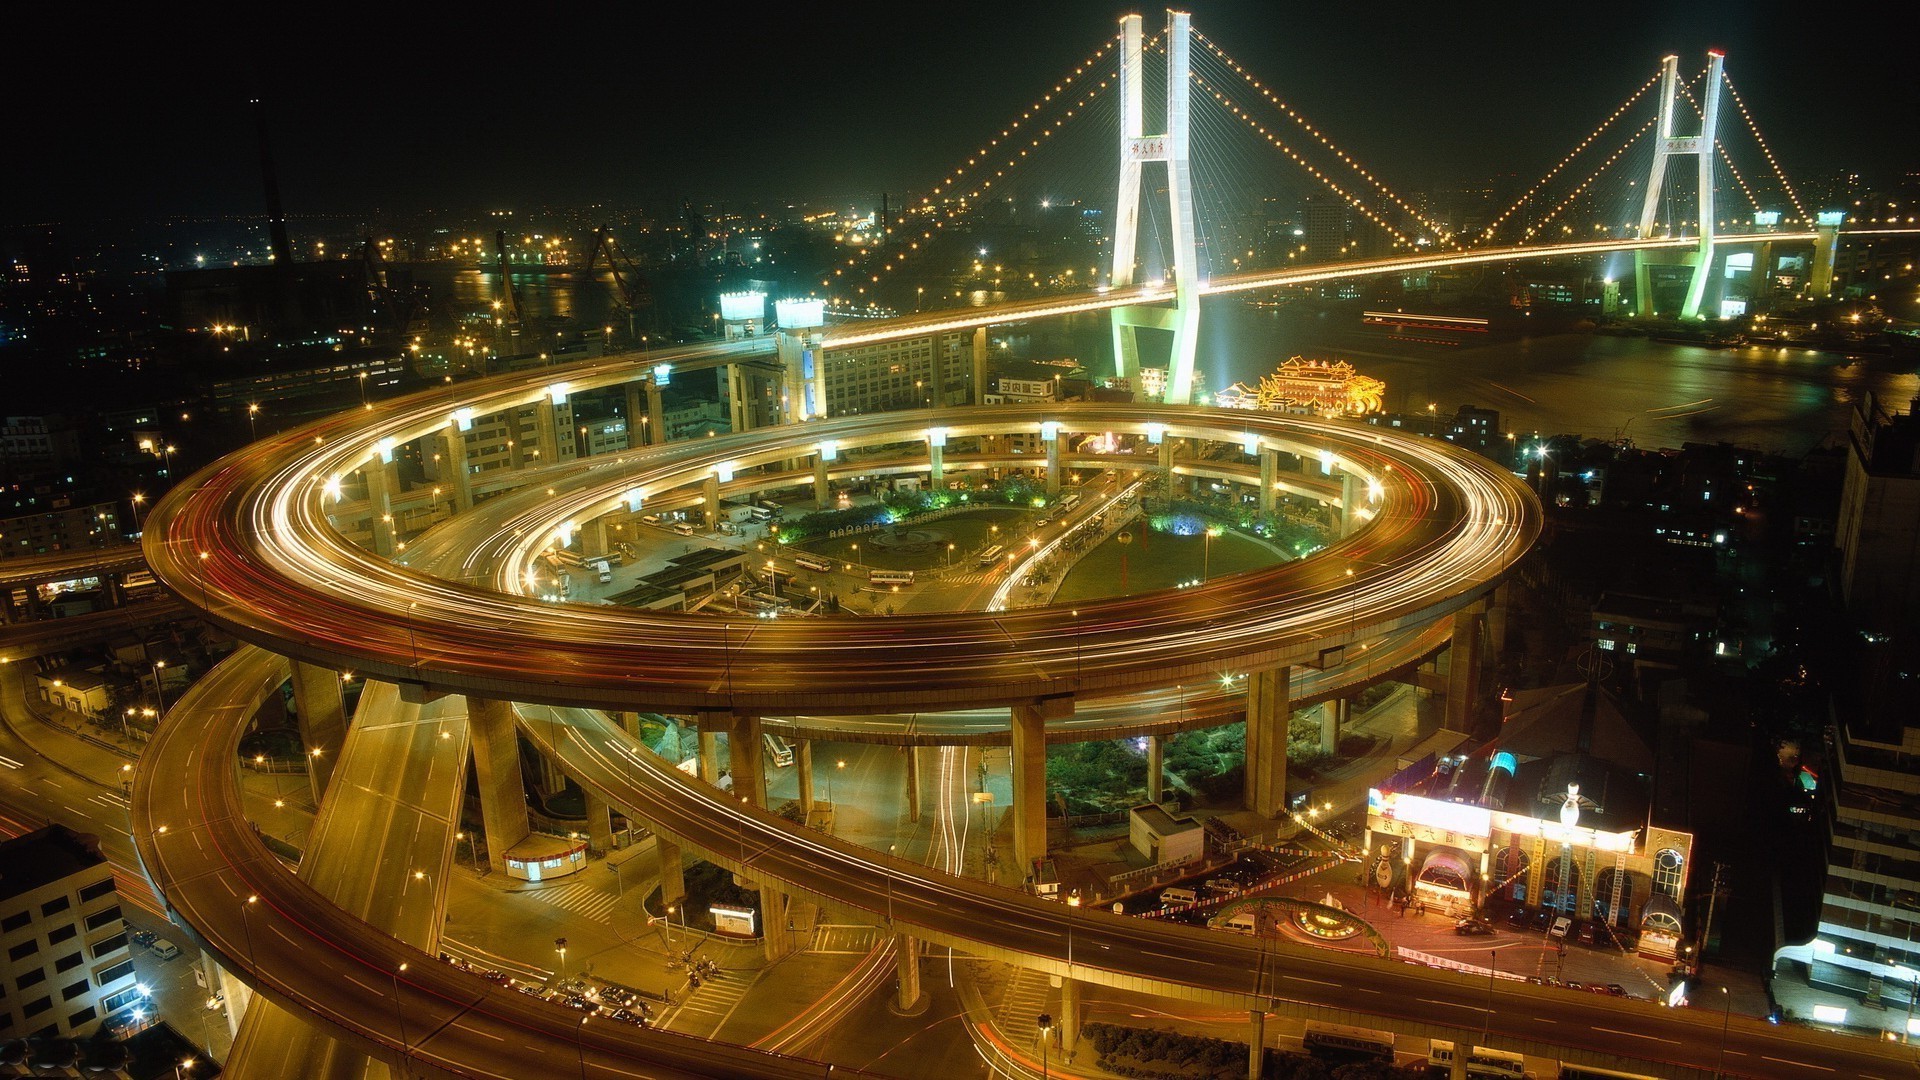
[775,298,826,329]
[719,292,766,322]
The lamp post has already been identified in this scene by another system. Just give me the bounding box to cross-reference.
[247,403,260,441]
[393,962,411,1073]
[151,660,169,719]
[1482,948,1499,1052]
[1038,1013,1052,1079]
[1715,985,1733,1077]
[830,759,845,803]
[130,493,146,530]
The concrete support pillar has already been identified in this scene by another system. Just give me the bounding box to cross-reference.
[1259,449,1277,515]
[1146,734,1165,804]
[702,474,721,532]
[658,837,686,909]
[762,887,795,962]
[469,696,530,874]
[1449,1044,1469,1080]
[929,440,945,491]
[1447,604,1486,731]
[1045,434,1062,495]
[207,956,252,1036]
[647,381,667,445]
[1486,583,1510,655]
[1339,469,1359,537]
[585,792,614,854]
[796,739,814,819]
[1011,696,1071,879]
[581,517,608,559]
[697,717,723,786]
[893,931,925,1013]
[1810,222,1842,297]
[1320,698,1347,756]
[365,459,395,558]
[1059,976,1081,1060]
[1247,1010,1265,1080]
[535,398,560,465]
[904,745,921,824]
[723,711,766,807]
[813,455,831,508]
[624,384,648,447]
[1156,438,1173,481]
[440,425,473,512]
[971,327,989,405]
[291,661,346,804]
[1242,665,1290,818]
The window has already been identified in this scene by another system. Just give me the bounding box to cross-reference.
[54,952,82,974]
[16,967,45,990]
[92,933,127,958]
[8,939,39,961]
[40,896,70,918]
[97,960,134,985]
[83,906,121,931]
[66,1004,95,1026]
[0,911,27,933]
[78,879,114,903]
[21,996,51,1018]
[101,988,141,1012]
[1654,849,1685,897]
[61,978,89,1001]
[48,924,75,944]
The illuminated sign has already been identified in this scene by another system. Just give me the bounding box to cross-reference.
[653,362,673,387]
[623,488,644,513]
[719,292,766,322]
[1127,136,1169,160]
[1040,421,1062,442]
[1752,211,1780,226]
[1816,211,1846,227]
[711,903,757,936]
[1493,809,1638,853]
[775,298,826,329]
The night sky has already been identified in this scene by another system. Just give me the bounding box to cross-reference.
[15,1,1914,224]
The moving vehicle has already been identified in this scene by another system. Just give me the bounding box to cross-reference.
[793,553,833,573]
[1302,1022,1394,1062]
[762,733,794,768]
[977,544,1005,568]
[1429,1041,1526,1079]
[1455,917,1496,936]
[868,569,913,587]
[589,560,613,584]
[672,522,696,536]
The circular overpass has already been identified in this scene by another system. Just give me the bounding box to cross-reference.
[144,389,1539,718]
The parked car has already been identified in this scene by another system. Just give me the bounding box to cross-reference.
[1575,920,1601,946]
[1455,918,1496,936]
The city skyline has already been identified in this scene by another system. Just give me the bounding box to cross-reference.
[13,1,1917,225]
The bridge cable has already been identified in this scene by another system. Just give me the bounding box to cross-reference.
[1717,71,1811,225]
[1480,67,1665,245]
[1519,118,1657,244]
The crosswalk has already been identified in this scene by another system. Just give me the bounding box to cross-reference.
[516,881,619,924]
[808,924,883,954]
[661,968,751,1039]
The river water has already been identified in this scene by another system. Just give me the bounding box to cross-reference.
[438,267,1917,458]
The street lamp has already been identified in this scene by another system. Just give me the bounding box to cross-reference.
[1202,525,1223,581]
[151,660,169,719]
[175,1057,195,1080]
[1716,985,1733,1076]
[247,403,260,441]
[1037,1014,1052,1079]
[830,759,845,803]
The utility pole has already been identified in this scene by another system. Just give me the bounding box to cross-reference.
[1698,861,1728,977]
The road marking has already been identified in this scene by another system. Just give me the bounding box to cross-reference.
[0,755,22,769]
[1419,998,1488,1012]
[457,1022,505,1042]
[1282,976,1339,988]
[1761,1058,1832,1072]
[343,974,383,996]
[1593,1026,1676,1043]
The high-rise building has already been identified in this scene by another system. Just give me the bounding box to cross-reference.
[1836,394,1920,631]
[0,826,137,1040]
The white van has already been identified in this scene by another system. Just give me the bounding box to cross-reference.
[1159,887,1198,906]
[1223,911,1259,933]
[673,522,696,536]
[150,938,182,961]
[589,560,613,584]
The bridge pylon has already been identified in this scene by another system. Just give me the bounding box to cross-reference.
[1109,10,1204,404]
[1633,52,1725,320]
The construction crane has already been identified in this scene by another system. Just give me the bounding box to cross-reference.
[582,227,652,347]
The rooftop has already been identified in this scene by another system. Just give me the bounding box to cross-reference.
[0,824,106,901]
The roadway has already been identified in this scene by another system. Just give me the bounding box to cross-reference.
[144,400,1536,717]
[130,643,1920,1079]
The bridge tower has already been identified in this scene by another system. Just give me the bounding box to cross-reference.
[1633,52,1725,320]
[1109,10,1204,404]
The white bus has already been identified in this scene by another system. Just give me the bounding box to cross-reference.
[1059,493,1082,512]
[976,544,1004,568]
[793,553,833,573]
[762,733,794,768]
[1429,1041,1527,1079]
[868,569,914,587]
[1302,1022,1394,1063]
